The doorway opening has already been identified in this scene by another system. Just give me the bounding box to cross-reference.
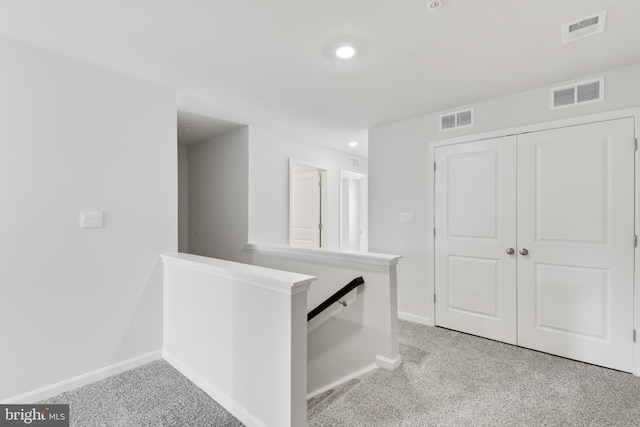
[340,170,367,251]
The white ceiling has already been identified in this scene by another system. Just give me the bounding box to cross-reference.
[1,0,639,157]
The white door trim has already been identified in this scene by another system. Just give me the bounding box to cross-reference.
[426,107,640,376]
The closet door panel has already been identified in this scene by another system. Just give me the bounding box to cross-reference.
[517,118,635,372]
[434,136,517,344]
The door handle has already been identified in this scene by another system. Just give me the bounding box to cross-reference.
[519,248,529,256]
[506,248,515,255]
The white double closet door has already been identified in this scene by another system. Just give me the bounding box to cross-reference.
[434,118,635,372]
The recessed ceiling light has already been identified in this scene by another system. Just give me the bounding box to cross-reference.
[336,45,356,59]
[348,141,359,147]
[324,37,366,61]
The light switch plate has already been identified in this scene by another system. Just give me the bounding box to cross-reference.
[399,212,414,224]
[81,211,104,228]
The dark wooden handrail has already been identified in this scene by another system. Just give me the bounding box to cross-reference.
[307,276,365,321]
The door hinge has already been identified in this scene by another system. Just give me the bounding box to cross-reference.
[434,228,436,237]
[434,162,437,171]
[634,329,637,343]
[318,223,323,230]
[635,138,638,151]
[434,294,436,303]
[635,234,638,248]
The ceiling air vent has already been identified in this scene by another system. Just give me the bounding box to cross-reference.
[439,107,474,132]
[550,77,604,110]
[562,11,607,43]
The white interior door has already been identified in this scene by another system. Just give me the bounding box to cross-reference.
[516,118,635,371]
[434,136,518,344]
[291,170,321,248]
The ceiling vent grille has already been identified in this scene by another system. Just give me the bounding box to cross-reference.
[562,11,607,43]
[550,77,604,110]
[439,107,474,132]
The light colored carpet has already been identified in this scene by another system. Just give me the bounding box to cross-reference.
[39,360,243,427]
[40,320,640,426]
[309,320,640,426]
[307,378,360,420]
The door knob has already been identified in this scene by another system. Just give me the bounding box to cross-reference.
[519,248,529,256]
[506,248,515,255]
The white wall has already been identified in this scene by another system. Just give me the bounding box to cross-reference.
[162,253,314,427]
[178,144,189,252]
[369,63,640,324]
[187,127,250,262]
[244,245,401,397]
[0,36,177,401]
[248,125,368,249]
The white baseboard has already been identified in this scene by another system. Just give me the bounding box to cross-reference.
[163,351,265,427]
[1,350,162,404]
[376,354,403,370]
[398,311,432,326]
[306,363,377,400]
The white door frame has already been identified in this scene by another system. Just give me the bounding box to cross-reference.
[426,107,640,376]
[339,170,368,251]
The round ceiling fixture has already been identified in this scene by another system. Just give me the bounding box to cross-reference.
[335,45,356,59]
[348,141,359,147]
[323,37,366,61]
